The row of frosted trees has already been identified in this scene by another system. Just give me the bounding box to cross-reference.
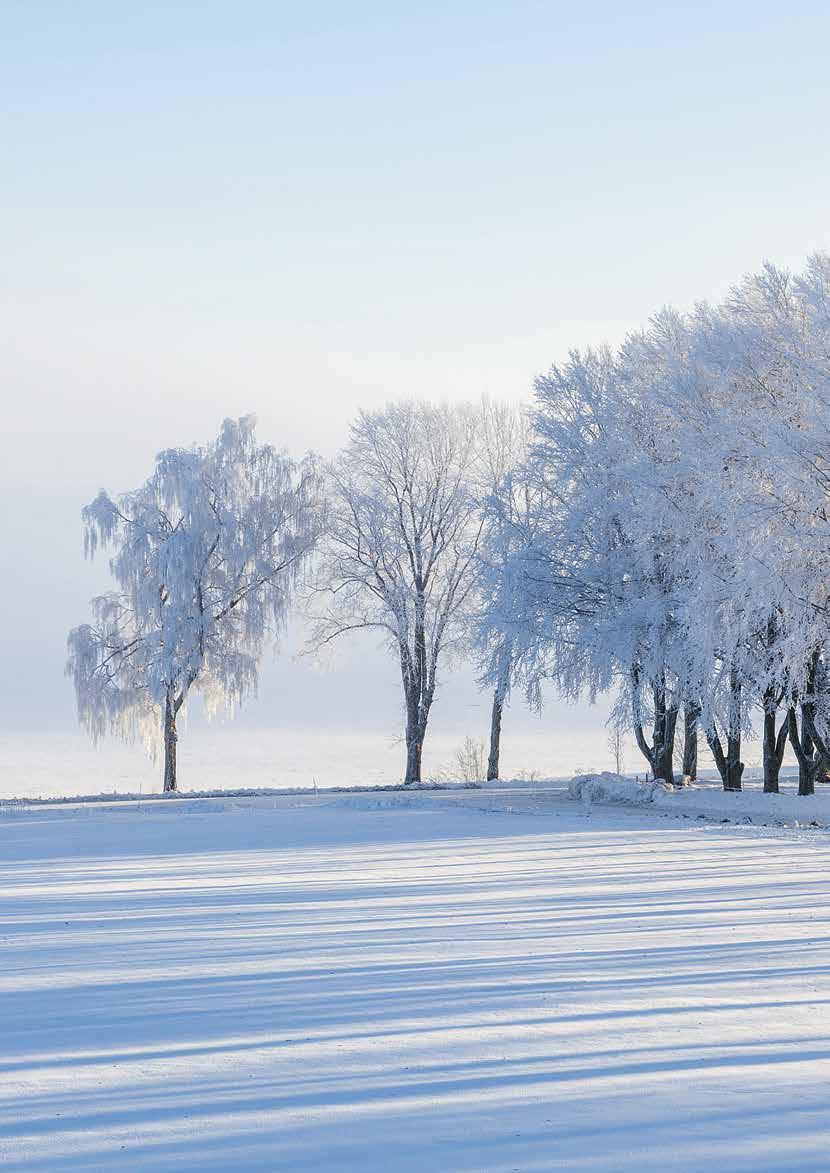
[67,404,524,790]
[479,254,830,796]
[69,255,830,795]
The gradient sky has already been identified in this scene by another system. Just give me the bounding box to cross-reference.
[3,1,829,750]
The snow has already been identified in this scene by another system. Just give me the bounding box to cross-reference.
[569,770,668,804]
[4,794,830,1170]
[0,728,569,800]
[569,771,830,827]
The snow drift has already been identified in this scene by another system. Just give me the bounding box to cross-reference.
[569,771,830,827]
[568,772,669,805]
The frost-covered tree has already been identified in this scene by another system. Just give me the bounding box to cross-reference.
[476,351,621,769]
[726,260,830,794]
[504,343,694,786]
[308,401,483,784]
[475,399,531,780]
[607,725,625,775]
[479,253,830,795]
[682,257,830,792]
[67,417,323,791]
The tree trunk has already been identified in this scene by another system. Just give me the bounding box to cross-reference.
[706,668,743,791]
[788,707,816,797]
[799,710,816,798]
[163,693,178,793]
[725,734,744,792]
[656,728,678,786]
[652,681,679,786]
[486,655,511,782]
[682,704,699,783]
[403,676,426,785]
[487,688,505,782]
[401,594,433,786]
[798,759,816,797]
[762,692,787,794]
[799,714,815,797]
[726,667,744,791]
[706,730,744,791]
[796,653,830,792]
[404,735,420,785]
[762,709,780,794]
[631,669,679,785]
[705,725,744,792]
[404,724,426,785]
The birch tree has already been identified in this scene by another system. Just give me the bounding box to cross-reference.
[309,401,483,784]
[67,417,323,791]
[475,400,530,780]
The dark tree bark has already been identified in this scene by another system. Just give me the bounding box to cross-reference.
[486,653,511,782]
[487,689,505,782]
[656,701,680,786]
[762,687,788,794]
[403,687,428,785]
[705,724,744,791]
[788,707,817,797]
[705,667,744,791]
[405,728,424,785]
[632,669,679,786]
[163,691,178,793]
[682,704,699,783]
[787,651,830,795]
[401,594,435,784]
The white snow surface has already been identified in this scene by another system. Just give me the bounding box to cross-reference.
[569,771,668,804]
[570,771,830,827]
[3,792,830,1170]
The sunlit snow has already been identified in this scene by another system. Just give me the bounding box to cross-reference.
[3,795,830,1170]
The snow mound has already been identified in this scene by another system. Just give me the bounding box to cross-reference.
[568,772,669,805]
[567,772,830,828]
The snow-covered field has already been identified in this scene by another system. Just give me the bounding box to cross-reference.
[0,729,565,800]
[3,792,830,1171]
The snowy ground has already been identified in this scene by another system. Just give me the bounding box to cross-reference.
[0,728,806,801]
[0,729,560,799]
[3,794,830,1171]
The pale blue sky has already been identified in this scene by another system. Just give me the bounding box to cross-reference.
[2,2,829,754]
